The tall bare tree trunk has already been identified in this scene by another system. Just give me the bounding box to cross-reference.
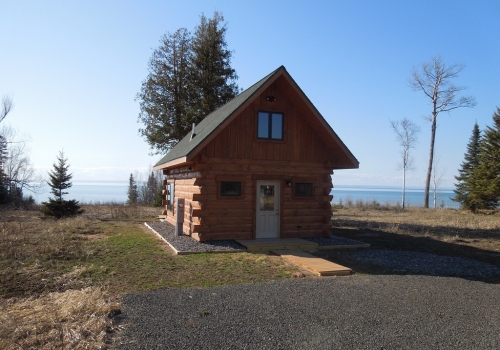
[424,115,437,208]
[409,57,476,209]
[402,168,406,209]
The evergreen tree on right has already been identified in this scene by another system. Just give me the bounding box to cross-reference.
[41,151,83,218]
[453,122,481,211]
[469,108,500,210]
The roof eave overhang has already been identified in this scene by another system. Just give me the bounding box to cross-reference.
[152,156,188,171]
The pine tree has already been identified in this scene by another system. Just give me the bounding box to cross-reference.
[127,173,138,205]
[453,122,481,210]
[153,174,164,207]
[137,171,159,205]
[189,12,239,122]
[145,172,159,205]
[137,28,193,154]
[470,108,500,210]
[137,12,239,154]
[41,151,83,218]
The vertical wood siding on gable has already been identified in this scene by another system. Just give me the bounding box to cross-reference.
[197,83,333,165]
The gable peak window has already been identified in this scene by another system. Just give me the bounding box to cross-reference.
[258,111,283,140]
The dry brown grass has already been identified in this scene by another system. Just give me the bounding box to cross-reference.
[333,207,500,243]
[0,205,153,349]
[80,204,159,221]
[1,213,98,297]
[331,206,500,271]
[0,287,120,350]
[0,205,300,349]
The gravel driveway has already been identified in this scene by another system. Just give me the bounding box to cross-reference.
[114,275,500,349]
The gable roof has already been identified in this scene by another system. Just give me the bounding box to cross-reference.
[153,66,359,170]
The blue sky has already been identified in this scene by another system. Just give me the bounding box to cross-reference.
[1,0,499,189]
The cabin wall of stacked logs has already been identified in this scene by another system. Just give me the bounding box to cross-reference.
[161,160,333,241]
[159,83,337,241]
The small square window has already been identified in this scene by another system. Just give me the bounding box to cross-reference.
[220,181,242,197]
[294,183,313,197]
[257,111,283,140]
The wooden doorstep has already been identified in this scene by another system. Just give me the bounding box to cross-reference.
[273,250,352,276]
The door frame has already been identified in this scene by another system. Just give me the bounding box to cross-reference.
[252,175,283,239]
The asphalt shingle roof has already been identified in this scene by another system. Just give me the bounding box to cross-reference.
[153,66,283,168]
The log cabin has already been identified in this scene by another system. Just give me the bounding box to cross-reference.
[153,66,358,241]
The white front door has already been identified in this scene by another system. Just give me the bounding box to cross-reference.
[255,181,280,239]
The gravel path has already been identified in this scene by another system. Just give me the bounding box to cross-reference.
[146,222,246,253]
[349,249,500,278]
[304,236,369,247]
[145,222,367,253]
[114,276,500,349]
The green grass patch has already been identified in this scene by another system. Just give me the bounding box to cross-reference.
[85,222,299,294]
[1,210,299,299]
[1,207,301,349]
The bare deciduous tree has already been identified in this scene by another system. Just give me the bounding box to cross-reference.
[391,118,420,209]
[1,126,44,200]
[409,57,476,208]
[1,95,13,123]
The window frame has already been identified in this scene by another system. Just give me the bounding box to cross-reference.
[220,181,242,197]
[216,176,245,200]
[292,178,315,199]
[257,111,284,140]
[166,181,174,212]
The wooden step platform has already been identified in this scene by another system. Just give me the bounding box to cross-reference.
[235,238,318,252]
[273,250,352,276]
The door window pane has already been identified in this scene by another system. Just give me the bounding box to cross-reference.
[259,185,275,211]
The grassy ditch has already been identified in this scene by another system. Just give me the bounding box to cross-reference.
[0,205,299,349]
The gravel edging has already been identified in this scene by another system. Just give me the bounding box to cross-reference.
[145,222,246,254]
[348,249,500,277]
[144,221,500,279]
[303,236,370,248]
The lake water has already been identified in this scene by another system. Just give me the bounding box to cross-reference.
[31,181,459,209]
[331,185,459,209]
[33,181,129,204]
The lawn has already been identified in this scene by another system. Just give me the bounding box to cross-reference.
[0,205,299,349]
